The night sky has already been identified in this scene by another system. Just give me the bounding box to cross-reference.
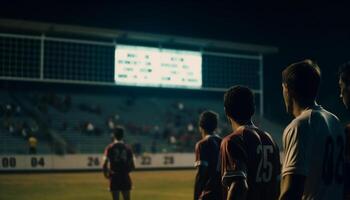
[1,1,350,123]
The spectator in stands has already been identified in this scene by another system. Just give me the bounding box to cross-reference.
[180,132,192,151]
[8,124,15,135]
[86,122,95,135]
[14,105,21,116]
[28,136,38,154]
[21,128,28,138]
[81,121,95,135]
[107,118,115,130]
[151,140,157,153]
[4,104,12,117]
[162,123,172,139]
[132,142,142,156]
[21,122,30,138]
[153,125,160,140]
[178,102,184,110]
[187,123,194,132]
[169,135,177,151]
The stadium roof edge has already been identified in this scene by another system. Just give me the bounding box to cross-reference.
[0,18,278,54]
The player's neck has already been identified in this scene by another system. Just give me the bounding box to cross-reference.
[230,119,252,131]
[201,132,212,139]
[113,139,123,143]
[292,101,316,117]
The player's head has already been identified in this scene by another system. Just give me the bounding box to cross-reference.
[198,110,218,136]
[338,61,350,109]
[112,126,124,141]
[282,59,321,114]
[224,85,255,125]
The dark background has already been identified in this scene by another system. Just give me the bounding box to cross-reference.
[1,1,349,125]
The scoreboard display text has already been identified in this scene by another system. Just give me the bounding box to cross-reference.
[0,153,195,171]
[115,45,202,89]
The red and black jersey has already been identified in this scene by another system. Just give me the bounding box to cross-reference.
[104,142,135,174]
[220,124,281,200]
[194,134,222,200]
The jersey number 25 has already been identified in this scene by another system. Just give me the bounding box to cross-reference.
[256,145,274,183]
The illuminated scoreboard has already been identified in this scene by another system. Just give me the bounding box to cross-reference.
[115,45,202,88]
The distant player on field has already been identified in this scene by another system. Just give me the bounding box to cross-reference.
[103,126,135,200]
[220,85,280,200]
[279,60,344,200]
[194,110,222,200]
[338,62,350,200]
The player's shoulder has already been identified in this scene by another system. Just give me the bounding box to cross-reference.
[292,105,340,129]
[293,111,310,125]
[221,129,249,155]
[320,105,338,118]
[252,126,276,143]
[106,142,130,150]
[284,111,310,134]
[283,117,307,143]
[212,134,222,143]
[242,125,273,146]
[206,134,222,143]
[283,105,338,138]
[222,128,245,145]
[123,143,133,151]
[311,105,340,122]
[241,125,263,139]
[195,136,211,149]
[196,137,206,146]
[105,142,115,149]
[104,142,115,153]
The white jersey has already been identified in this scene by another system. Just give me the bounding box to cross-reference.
[282,105,345,200]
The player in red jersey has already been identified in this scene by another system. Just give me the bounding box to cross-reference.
[103,126,135,200]
[194,110,222,200]
[220,85,281,200]
[338,62,350,200]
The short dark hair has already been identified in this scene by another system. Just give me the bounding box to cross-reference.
[339,61,350,85]
[112,126,124,140]
[282,59,321,106]
[199,110,218,134]
[224,86,255,124]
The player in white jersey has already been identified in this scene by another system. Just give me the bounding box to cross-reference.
[280,60,345,200]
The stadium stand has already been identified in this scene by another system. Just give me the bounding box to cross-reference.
[0,87,237,155]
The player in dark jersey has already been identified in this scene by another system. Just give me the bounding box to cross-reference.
[194,110,222,200]
[103,126,135,200]
[220,85,281,200]
[338,62,350,200]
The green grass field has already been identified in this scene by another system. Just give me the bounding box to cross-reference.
[0,170,196,200]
